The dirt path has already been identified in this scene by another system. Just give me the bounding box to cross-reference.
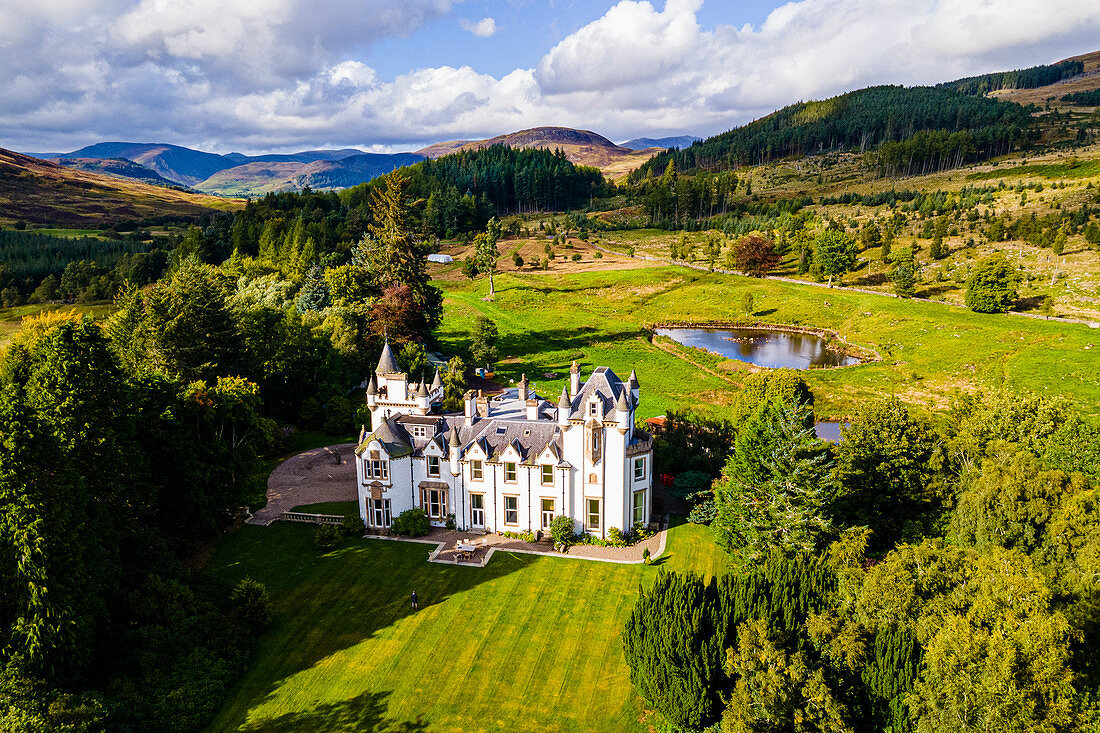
[248,443,358,525]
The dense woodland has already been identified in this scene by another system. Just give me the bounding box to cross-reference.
[631,85,1037,176]
[633,372,1100,732]
[0,173,453,732]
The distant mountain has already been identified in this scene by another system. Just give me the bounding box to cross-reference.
[52,157,179,186]
[619,135,701,150]
[414,140,473,158]
[57,142,237,187]
[416,126,659,177]
[289,153,427,190]
[222,148,367,165]
[0,147,237,228]
[195,152,425,196]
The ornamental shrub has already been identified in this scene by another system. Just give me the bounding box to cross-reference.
[550,514,576,549]
[229,577,273,633]
[314,523,340,551]
[340,514,366,536]
[391,507,431,537]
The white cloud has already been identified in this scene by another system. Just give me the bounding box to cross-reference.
[2,0,1100,153]
[460,17,498,38]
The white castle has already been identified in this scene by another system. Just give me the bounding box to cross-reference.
[354,340,653,537]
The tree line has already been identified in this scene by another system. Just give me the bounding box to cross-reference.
[939,59,1084,96]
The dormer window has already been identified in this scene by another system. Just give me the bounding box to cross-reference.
[427,455,440,477]
[589,401,598,416]
[411,426,427,438]
[470,459,483,480]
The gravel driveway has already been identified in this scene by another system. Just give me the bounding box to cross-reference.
[248,443,358,525]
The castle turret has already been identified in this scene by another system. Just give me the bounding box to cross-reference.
[569,360,581,399]
[557,387,571,427]
[628,368,639,403]
[431,368,443,396]
[615,388,632,433]
[448,426,462,475]
[366,374,377,406]
[417,378,430,413]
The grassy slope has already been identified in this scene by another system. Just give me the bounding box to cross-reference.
[0,148,240,228]
[436,267,1100,418]
[205,519,724,733]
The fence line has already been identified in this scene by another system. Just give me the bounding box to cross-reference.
[280,512,344,525]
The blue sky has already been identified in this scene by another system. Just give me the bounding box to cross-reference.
[1,0,1098,154]
[367,0,781,80]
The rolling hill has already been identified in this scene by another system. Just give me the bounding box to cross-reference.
[52,157,179,186]
[0,147,239,227]
[415,126,660,177]
[194,152,425,195]
[619,135,700,150]
[57,142,237,186]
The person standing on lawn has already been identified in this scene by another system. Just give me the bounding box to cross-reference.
[411,590,419,611]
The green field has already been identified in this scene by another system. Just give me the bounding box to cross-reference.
[436,266,1100,418]
[0,303,114,348]
[205,519,725,733]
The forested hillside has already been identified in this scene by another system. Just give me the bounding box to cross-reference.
[632,85,1037,177]
[939,59,1084,95]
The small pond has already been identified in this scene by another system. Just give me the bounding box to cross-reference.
[655,327,862,370]
[814,421,849,444]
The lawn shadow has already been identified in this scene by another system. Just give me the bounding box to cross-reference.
[207,524,529,727]
[239,689,427,733]
[751,308,777,317]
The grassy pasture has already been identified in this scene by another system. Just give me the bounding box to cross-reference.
[205,519,724,733]
[436,266,1100,418]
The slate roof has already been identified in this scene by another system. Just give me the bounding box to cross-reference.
[375,340,400,375]
[568,365,629,418]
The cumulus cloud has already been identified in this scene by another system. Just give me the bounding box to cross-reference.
[460,17,498,38]
[1,0,1099,153]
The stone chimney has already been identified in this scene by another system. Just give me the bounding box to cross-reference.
[569,360,581,399]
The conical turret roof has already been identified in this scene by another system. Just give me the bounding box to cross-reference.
[615,387,631,412]
[431,368,443,390]
[449,426,462,447]
[366,374,378,395]
[375,339,401,375]
[417,379,429,397]
[628,368,639,388]
[557,386,571,409]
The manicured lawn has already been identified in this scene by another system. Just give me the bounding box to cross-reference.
[205,519,724,733]
[437,266,1100,417]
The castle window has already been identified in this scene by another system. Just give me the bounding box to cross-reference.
[633,490,646,526]
[470,459,483,480]
[541,464,553,485]
[427,455,440,477]
[633,457,646,482]
[504,495,518,525]
[369,498,391,527]
[411,426,427,438]
[504,462,517,483]
[420,487,447,520]
[586,499,601,532]
[365,458,388,480]
[589,401,598,416]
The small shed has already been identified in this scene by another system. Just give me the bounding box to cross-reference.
[427,253,453,264]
